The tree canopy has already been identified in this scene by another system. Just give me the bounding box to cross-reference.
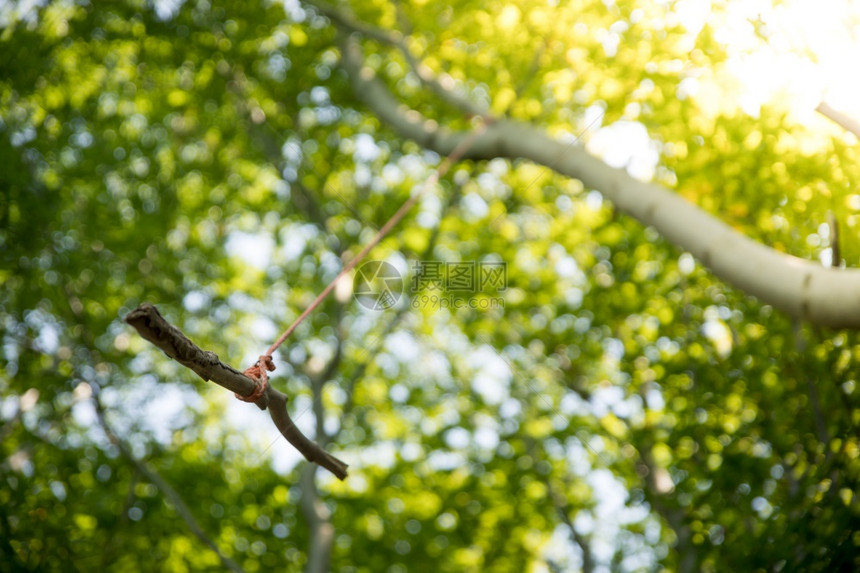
[1,1,859,572]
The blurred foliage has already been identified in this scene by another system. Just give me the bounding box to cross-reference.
[1,0,859,572]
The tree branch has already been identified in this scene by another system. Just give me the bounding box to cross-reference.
[308,0,490,119]
[300,464,334,573]
[337,34,860,329]
[817,101,860,139]
[546,480,594,573]
[311,323,344,449]
[534,452,594,573]
[637,444,697,573]
[92,392,246,573]
[828,211,841,268]
[300,315,344,573]
[124,303,348,480]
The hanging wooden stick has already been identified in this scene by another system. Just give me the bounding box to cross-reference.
[125,122,490,480]
[125,303,349,480]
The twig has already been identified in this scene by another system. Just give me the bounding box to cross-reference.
[92,392,245,573]
[546,479,594,573]
[308,0,491,119]
[637,444,697,573]
[311,318,345,449]
[505,26,554,118]
[300,326,342,573]
[828,211,841,268]
[524,437,595,573]
[300,464,334,573]
[124,303,348,480]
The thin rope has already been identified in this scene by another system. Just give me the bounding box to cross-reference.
[236,119,492,401]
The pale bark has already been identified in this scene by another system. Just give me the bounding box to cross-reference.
[332,32,860,329]
[817,101,860,139]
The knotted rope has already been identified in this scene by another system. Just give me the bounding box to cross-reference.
[235,354,275,402]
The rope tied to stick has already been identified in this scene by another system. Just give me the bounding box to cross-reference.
[233,120,491,403]
[236,354,275,402]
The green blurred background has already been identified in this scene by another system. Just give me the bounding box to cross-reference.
[1,1,859,571]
